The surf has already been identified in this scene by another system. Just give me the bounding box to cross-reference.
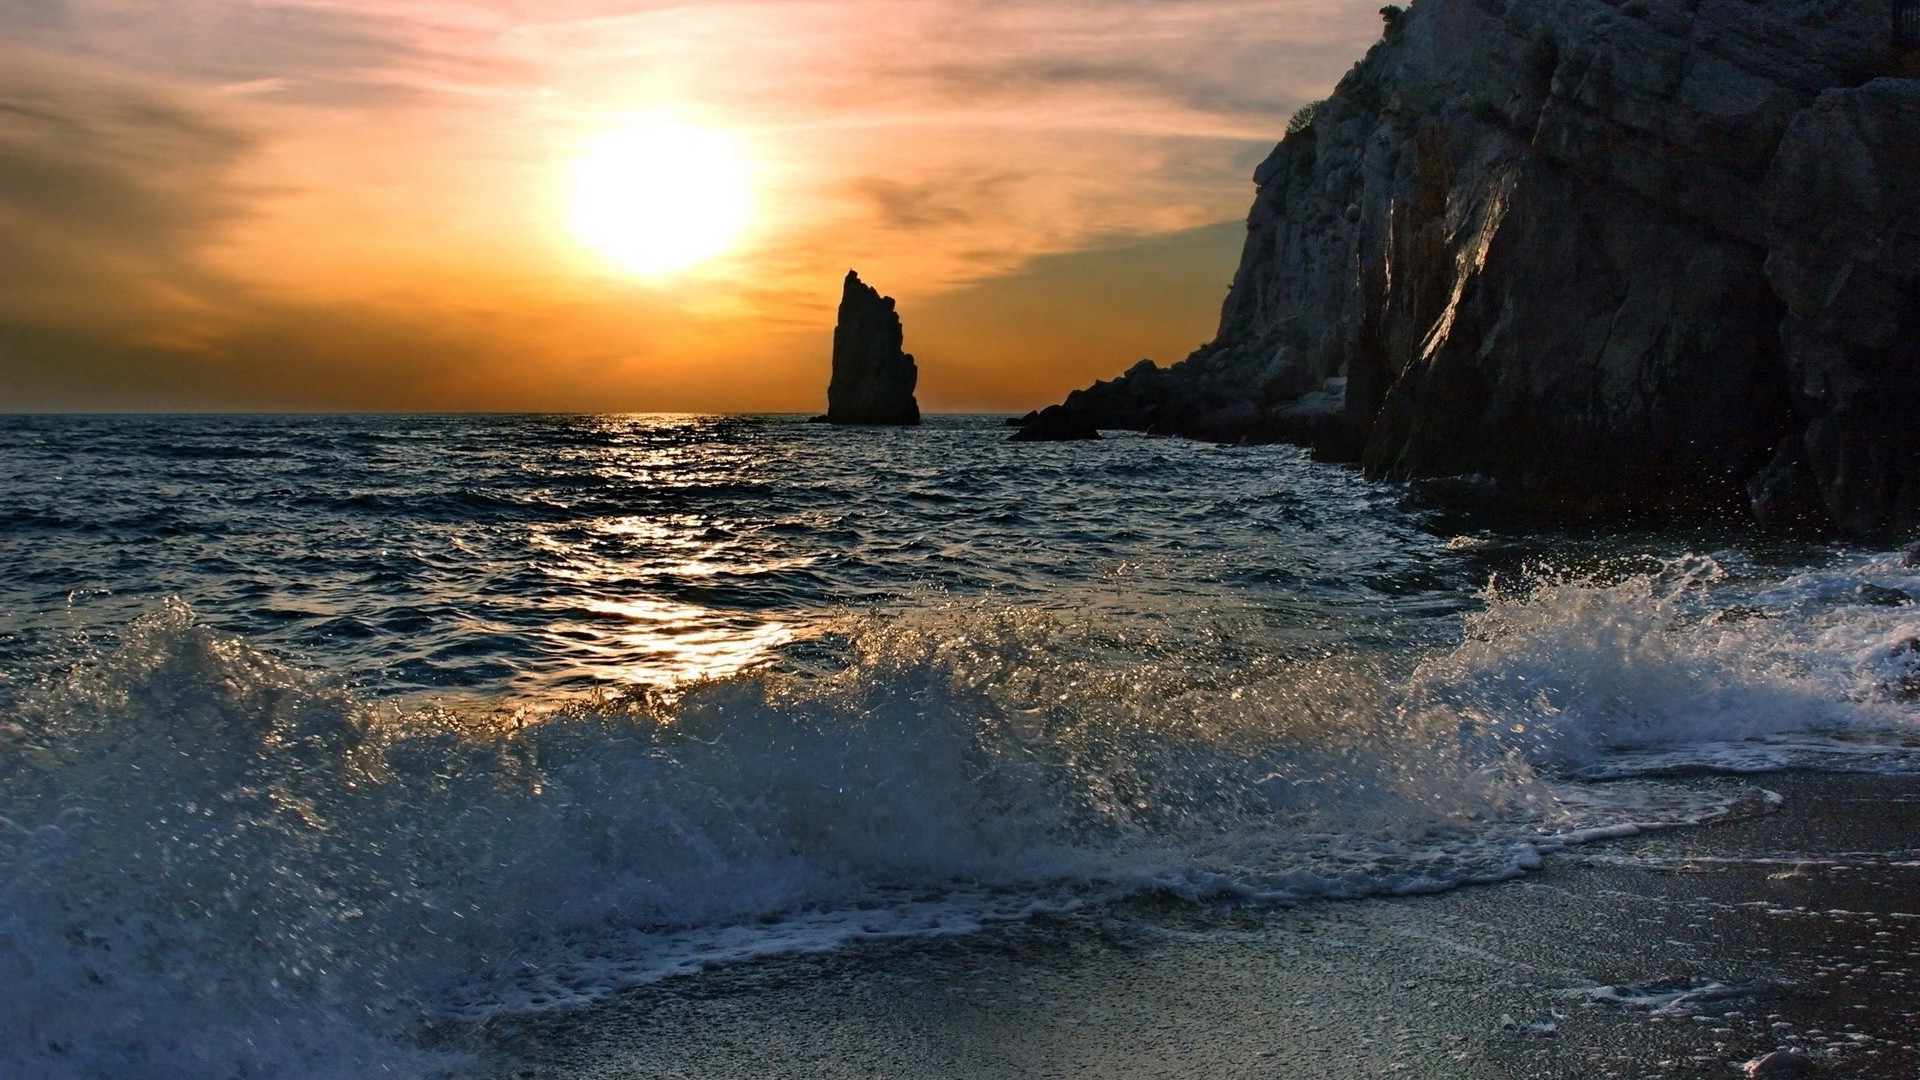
[5,550,1918,1076]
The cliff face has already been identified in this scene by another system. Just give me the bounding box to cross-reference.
[1763,79,1920,534]
[825,271,921,425]
[1039,0,1920,536]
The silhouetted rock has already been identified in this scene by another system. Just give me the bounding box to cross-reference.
[1008,404,1099,442]
[1031,0,1920,537]
[823,271,919,425]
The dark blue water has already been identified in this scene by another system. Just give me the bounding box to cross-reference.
[0,414,1468,700]
[2,414,1916,1078]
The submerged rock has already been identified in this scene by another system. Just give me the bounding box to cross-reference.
[1031,0,1920,537]
[1008,404,1100,442]
[1856,582,1914,607]
[1889,638,1920,698]
[1744,1050,1813,1078]
[822,271,920,426]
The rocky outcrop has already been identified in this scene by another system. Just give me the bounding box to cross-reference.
[1009,404,1100,442]
[822,270,920,425]
[1027,0,1920,537]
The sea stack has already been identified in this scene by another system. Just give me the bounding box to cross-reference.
[823,270,920,425]
[1023,0,1920,538]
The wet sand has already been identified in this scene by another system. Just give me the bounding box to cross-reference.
[478,773,1920,1078]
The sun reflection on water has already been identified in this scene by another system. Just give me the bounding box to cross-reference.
[543,595,792,687]
[524,447,812,686]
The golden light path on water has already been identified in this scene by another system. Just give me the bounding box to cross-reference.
[550,595,794,687]
[528,457,804,688]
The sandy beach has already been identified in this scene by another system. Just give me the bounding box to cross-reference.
[480,772,1920,1078]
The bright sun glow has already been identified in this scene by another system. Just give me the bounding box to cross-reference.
[568,118,753,277]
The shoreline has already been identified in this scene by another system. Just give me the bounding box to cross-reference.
[478,772,1920,1078]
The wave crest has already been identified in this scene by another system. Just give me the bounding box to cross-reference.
[4,559,1918,1074]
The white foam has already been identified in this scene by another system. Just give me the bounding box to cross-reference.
[1409,554,1920,776]
[1576,977,1768,1014]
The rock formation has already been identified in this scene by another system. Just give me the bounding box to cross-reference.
[822,270,920,425]
[1008,404,1100,442]
[1017,0,1920,537]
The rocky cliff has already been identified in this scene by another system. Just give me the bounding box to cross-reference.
[823,271,921,425]
[1026,0,1920,536]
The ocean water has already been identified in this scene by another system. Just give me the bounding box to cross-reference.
[2,413,1918,1077]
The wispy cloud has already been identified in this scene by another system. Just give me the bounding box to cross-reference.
[0,50,251,338]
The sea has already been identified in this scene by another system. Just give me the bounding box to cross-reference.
[2,413,1917,1077]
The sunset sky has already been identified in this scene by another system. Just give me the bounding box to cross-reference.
[1,0,1382,412]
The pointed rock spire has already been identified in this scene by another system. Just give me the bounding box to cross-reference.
[823,270,920,425]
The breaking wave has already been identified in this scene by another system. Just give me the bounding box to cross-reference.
[4,551,1919,1076]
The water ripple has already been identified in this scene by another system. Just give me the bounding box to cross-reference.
[0,414,1466,700]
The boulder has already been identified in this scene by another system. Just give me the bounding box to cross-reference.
[823,270,920,425]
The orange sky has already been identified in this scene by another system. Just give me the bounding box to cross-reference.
[0,0,1381,412]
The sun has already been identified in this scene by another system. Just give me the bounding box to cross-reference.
[567,117,753,277]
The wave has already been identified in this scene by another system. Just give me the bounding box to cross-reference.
[3,554,1918,1076]
[1429,554,1920,775]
